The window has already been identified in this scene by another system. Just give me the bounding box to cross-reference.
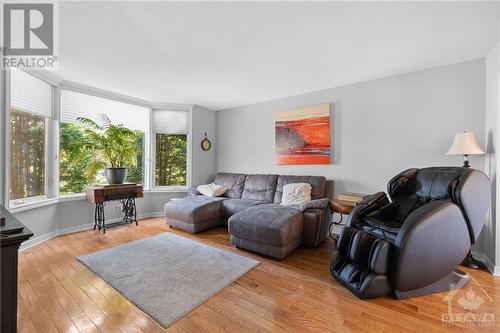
[153,110,188,187]
[9,69,52,204]
[59,89,149,194]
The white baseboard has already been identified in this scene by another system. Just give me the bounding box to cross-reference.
[20,231,58,250]
[471,251,500,276]
[20,212,165,251]
[142,212,164,218]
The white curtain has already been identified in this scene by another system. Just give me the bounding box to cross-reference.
[60,89,149,132]
[10,68,52,118]
[152,110,188,134]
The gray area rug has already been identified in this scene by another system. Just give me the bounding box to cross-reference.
[77,232,259,327]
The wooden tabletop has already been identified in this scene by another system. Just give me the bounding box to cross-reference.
[329,198,357,215]
[86,184,144,203]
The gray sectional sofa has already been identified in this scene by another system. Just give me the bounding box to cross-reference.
[164,173,334,259]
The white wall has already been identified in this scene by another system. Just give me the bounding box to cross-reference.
[217,60,486,196]
[485,42,500,268]
[191,105,217,185]
[14,204,58,242]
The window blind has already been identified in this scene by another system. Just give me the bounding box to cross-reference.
[10,68,52,118]
[60,89,149,132]
[152,110,188,134]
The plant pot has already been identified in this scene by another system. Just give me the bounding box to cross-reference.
[105,167,128,184]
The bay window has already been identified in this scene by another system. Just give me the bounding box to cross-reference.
[4,69,191,209]
[9,69,53,205]
[59,89,149,194]
[152,110,188,187]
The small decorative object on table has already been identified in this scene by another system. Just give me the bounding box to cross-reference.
[337,192,366,203]
[329,193,366,240]
[86,183,143,233]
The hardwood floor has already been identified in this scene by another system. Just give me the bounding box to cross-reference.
[18,217,500,333]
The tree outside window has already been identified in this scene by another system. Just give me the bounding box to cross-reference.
[155,134,187,186]
[10,110,46,200]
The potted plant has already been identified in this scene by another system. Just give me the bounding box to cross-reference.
[77,115,142,184]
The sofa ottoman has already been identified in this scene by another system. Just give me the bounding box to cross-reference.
[221,199,266,219]
[228,204,303,259]
[164,196,226,233]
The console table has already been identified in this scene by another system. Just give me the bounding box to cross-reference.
[1,205,33,333]
[86,184,143,233]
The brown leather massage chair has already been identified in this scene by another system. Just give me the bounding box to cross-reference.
[330,167,491,299]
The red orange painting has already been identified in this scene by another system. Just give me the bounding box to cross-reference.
[275,103,331,165]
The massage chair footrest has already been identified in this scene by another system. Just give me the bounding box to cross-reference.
[330,227,392,299]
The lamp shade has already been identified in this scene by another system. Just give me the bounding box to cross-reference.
[446,131,485,156]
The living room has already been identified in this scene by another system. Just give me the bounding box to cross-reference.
[1,1,499,332]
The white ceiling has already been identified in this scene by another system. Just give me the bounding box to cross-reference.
[56,1,499,110]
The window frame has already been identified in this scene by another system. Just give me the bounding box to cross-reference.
[150,108,192,191]
[5,70,57,209]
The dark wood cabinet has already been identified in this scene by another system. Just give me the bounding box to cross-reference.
[0,205,33,333]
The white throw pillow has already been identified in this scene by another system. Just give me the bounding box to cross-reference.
[281,183,312,206]
[197,183,227,197]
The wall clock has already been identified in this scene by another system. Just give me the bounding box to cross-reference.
[201,132,211,151]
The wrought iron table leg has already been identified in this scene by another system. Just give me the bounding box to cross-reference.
[101,204,106,233]
[329,213,344,241]
[132,197,138,226]
[93,204,98,230]
[120,196,138,226]
[94,203,105,233]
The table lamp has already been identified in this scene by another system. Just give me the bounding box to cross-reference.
[446,131,485,167]
[446,131,486,269]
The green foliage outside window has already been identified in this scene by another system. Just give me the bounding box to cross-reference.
[59,116,144,194]
[59,123,95,194]
[10,109,46,200]
[156,134,187,186]
[126,136,144,184]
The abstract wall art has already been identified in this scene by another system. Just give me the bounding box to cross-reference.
[275,103,331,165]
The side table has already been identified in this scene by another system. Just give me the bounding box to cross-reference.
[86,184,144,233]
[328,198,357,240]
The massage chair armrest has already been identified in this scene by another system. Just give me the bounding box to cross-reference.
[393,201,471,292]
[346,192,390,228]
[187,187,201,196]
